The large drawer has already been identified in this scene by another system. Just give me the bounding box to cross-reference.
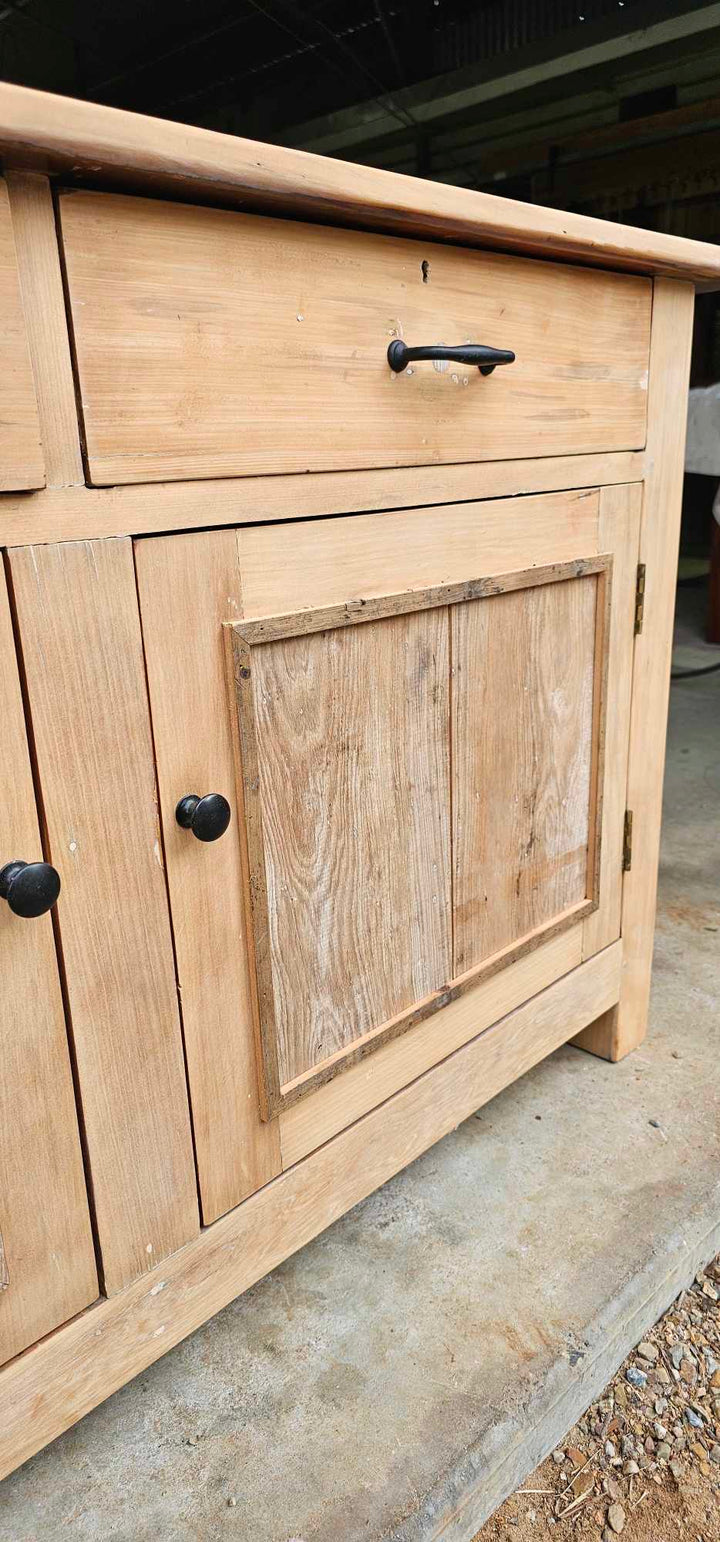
[59,191,652,488]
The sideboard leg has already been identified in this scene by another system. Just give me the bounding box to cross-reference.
[574,278,695,1066]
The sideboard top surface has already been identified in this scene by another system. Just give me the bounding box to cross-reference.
[1,82,720,288]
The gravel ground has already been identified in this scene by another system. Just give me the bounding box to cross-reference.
[479,1257,720,1542]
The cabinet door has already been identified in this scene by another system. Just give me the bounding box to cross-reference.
[137,483,640,1199]
[0,567,97,1366]
[0,178,44,491]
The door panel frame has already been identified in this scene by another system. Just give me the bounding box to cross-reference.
[230,554,611,1117]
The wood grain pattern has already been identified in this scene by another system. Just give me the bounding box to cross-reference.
[575,281,695,1061]
[5,173,84,487]
[58,192,652,487]
[0,1232,7,1292]
[231,549,608,1115]
[1,83,719,284]
[8,539,199,1293]
[134,530,281,1224]
[452,574,600,971]
[0,452,643,548]
[234,610,452,1100]
[280,922,584,1166]
[0,939,621,1482]
[581,484,642,961]
[0,563,97,1365]
[0,177,44,491]
[237,489,600,620]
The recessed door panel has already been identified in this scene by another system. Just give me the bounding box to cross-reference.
[452,571,602,974]
[229,553,609,1117]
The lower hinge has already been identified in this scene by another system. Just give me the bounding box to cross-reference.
[634,564,646,636]
[623,809,634,872]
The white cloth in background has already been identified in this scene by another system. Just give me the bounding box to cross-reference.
[686,384,720,526]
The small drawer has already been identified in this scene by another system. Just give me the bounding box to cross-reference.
[59,190,652,488]
[0,177,44,491]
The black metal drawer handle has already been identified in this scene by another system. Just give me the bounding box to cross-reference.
[387,340,515,376]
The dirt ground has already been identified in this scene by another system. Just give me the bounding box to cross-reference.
[479,1257,720,1542]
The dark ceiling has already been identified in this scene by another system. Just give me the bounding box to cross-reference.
[0,0,645,138]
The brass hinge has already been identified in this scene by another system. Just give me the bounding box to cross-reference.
[623,809,634,872]
[634,564,646,636]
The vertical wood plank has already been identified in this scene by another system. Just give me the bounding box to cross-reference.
[8,539,199,1293]
[5,173,84,488]
[0,177,44,491]
[452,576,597,973]
[246,610,452,1091]
[576,281,695,1061]
[581,484,642,961]
[0,563,97,1362]
[134,530,281,1224]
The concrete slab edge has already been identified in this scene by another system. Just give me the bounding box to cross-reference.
[388,1186,720,1541]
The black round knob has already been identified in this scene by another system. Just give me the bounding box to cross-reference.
[175,793,231,843]
[0,860,61,918]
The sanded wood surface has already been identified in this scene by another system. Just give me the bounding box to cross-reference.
[231,529,613,1115]
[8,539,198,1292]
[280,923,584,1167]
[0,451,644,548]
[582,484,642,962]
[0,565,97,1365]
[134,530,281,1224]
[0,939,621,1482]
[59,192,652,486]
[244,610,451,1095]
[5,173,83,487]
[0,177,44,491]
[576,281,695,1061]
[452,573,599,972]
[0,1232,7,1292]
[237,489,600,619]
[1,83,719,284]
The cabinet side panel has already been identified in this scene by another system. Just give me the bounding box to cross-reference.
[134,530,281,1224]
[8,539,199,1292]
[0,563,97,1361]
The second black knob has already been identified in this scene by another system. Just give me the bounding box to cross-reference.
[175,793,232,842]
[0,860,61,918]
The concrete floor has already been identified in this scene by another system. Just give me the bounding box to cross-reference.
[1,596,718,1542]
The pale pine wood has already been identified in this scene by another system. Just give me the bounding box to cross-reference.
[5,173,84,487]
[280,923,583,1166]
[1,83,719,284]
[0,564,97,1364]
[58,192,652,486]
[0,451,644,547]
[0,939,621,1481]
[581,484,643,961]
[237,489,600,619]
[575,282,695,1063]
[8,539,199,1292]
[232,611,452,1108]
[230,550,608,1115]
[134,530,281,1224]
[0,177,44,491]
[452,573,600,972]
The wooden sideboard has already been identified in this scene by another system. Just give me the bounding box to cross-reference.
[0,81,715,1478]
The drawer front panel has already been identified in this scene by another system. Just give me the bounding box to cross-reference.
[0,178,44,491]
[60,191,652,487]
[137,484,639,1193]
[0,565,97,1366]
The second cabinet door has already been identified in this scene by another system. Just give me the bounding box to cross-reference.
[136,482,640,1218]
